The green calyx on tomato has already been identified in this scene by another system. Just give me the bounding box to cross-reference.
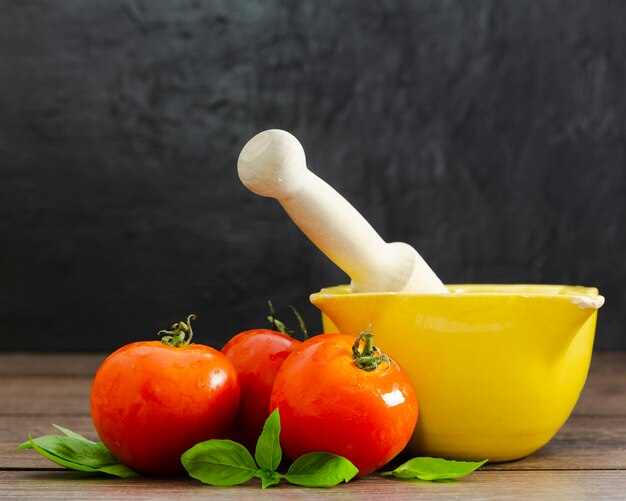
[158,314,196,347]
[352,329,391,372]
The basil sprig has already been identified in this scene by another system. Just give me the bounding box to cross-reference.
[18,419,486,485]
[381,457,488,481]
[16,424,139,478]
[181,409,358,488]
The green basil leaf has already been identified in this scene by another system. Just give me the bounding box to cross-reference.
[19,435,117,468]
[283,452,358,487]
[254,408,282,471]
[18,436,101,473]
[255,469,281,489]
[52,424,96,443]
[98,463,142,478]
[17,435,138,478]
[381,457,488,481]
[181,439,259,486]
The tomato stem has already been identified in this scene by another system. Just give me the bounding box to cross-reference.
[289,305,309,340]
[266,301,309,340]
[267,300,291,335]
[158,314,196,347]
[352,329,391,371]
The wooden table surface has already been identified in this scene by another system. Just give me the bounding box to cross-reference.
[1,351,625,500]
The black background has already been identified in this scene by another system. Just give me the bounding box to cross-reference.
[1,1,624,351]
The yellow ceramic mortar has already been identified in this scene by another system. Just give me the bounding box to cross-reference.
[311,284,604,462]
[236,129,605,463]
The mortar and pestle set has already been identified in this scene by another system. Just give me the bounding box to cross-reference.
[237,129,604,462]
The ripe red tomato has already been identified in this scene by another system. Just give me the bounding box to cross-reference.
[222,329,300,450]
[269,332,418,476]
[90,316,240,475]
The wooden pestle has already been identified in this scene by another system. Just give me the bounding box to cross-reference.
[237,129,448,294]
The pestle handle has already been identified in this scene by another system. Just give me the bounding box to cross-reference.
[237,129,448,294]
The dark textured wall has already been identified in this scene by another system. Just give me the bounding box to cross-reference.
[1,1,624,351]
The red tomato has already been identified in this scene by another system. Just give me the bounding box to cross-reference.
[222,329,300,450]
[90,316,240,475]
[269,332,418,476]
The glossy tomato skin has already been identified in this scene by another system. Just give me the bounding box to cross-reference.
[269,333,418,476]
[221,329,300,450]
[90,341,240,475]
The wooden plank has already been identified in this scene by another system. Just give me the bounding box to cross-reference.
[0,470,625,500]
[3,373,624,418]
[587,351,626,375]
[1,350,623,379]
[0,377,91,416]
[1,352,625,417]
[3,371,625,420]
[2,414,626,472]
[0,353,106,377]
[573,350,626,416]
[1,352,625,498]
[574,371,626,416]
[484,415,626,470]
